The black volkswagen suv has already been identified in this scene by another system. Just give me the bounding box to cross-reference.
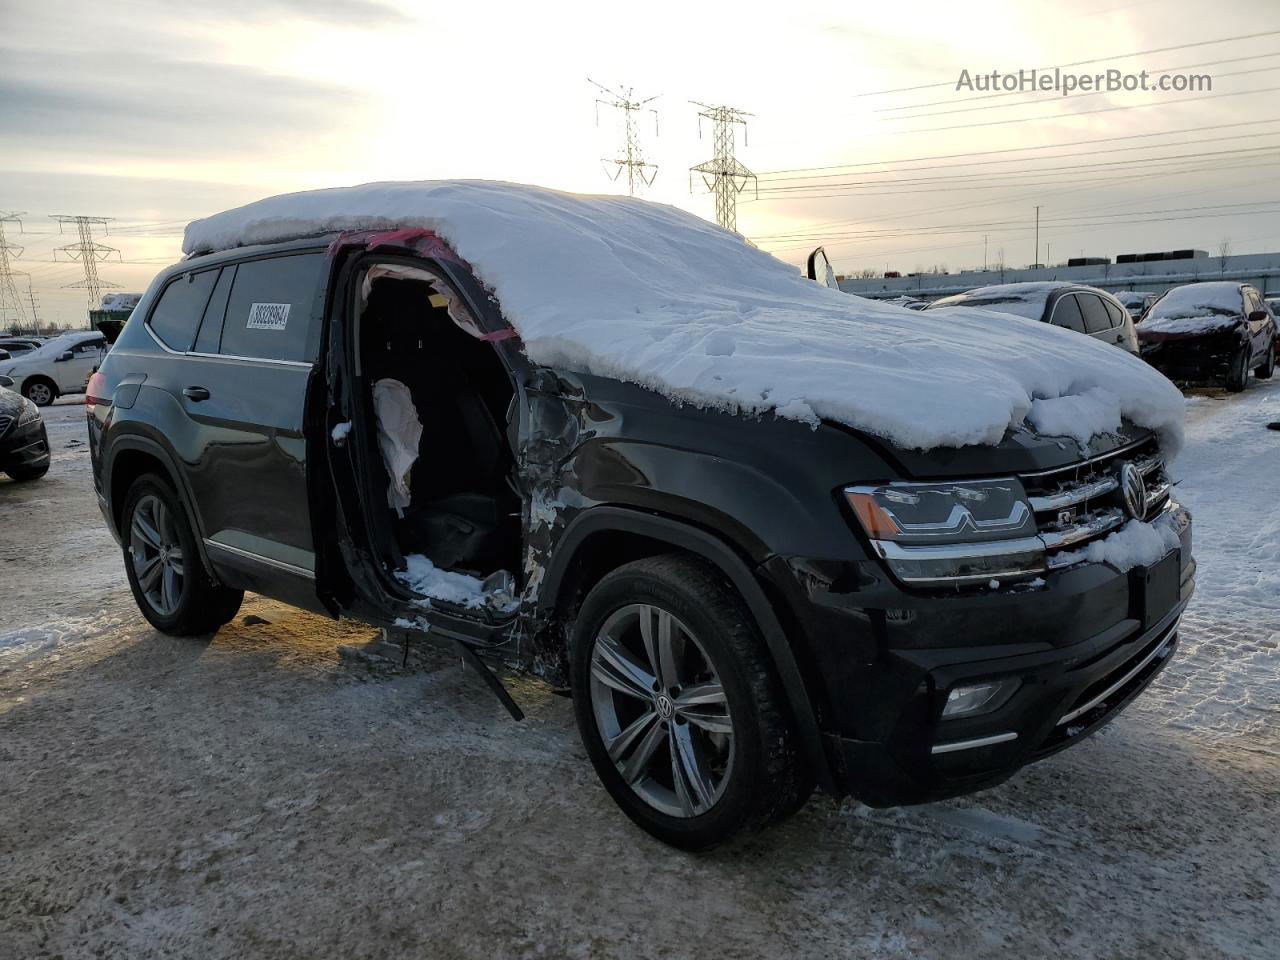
[88,226,1194,849]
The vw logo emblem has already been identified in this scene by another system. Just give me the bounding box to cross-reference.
[656,694,675,720]
[1118,462,1147,520]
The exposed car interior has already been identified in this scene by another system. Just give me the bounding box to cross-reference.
[354,264,521,588]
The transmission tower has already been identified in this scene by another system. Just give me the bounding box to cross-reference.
[0,212,29,330]
[688,102,757,233]
[51,215,120,312]
[589,78,660,196]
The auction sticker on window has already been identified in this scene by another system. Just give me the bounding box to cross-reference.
[246,302,291,330]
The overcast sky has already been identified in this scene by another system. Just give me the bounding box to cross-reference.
[2,0,1278,324]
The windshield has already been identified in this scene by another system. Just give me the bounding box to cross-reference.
[927,293,1046,321]
[1147,283,1242,321]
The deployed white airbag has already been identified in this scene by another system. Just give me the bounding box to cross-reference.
[371,378,422,510]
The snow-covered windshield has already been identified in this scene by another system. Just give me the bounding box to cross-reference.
[1147,283,1243,321]
[926,283,1076,322]
[184,181,1184,454]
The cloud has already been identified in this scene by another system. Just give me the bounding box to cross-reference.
[0,48,366,158]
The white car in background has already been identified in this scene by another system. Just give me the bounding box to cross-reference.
[0,330,108,406]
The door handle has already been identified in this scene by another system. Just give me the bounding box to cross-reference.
[183,386,210,401]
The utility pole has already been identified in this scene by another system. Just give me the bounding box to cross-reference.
[51,215,121,320]
[0,212,29,332]
[983,234,989,271]
[589,79,659,196]
[1034,205,1041,268]
[689,102,756,233]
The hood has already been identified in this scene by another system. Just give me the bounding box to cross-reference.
[0,386,27,419]
[184,180,1186,457]
[1138,314,1241,342]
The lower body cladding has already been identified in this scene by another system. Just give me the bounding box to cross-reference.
[0,419,50,475]
[767,504,1194,807]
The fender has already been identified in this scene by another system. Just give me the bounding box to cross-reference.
[542,505,836,794]
[103,431,218,580]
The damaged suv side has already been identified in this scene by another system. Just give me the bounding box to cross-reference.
[88,189,1194,850]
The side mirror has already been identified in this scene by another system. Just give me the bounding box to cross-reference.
[1248,310,1269,323]
[0,375,12,387]
[55,350,74,362]
[805,247,840,290]
[0,350,9,362]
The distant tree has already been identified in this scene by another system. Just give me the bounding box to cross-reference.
[1218,236,1232,271]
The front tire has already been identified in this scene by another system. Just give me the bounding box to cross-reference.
[1225,344,1250,392]
[571,554,811,850]
[121,474,243,635]
[4,462,49,482]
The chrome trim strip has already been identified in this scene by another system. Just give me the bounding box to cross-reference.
[931,731,1018,755]
[872,536,1045,561]
[1057,626,1177,726]
[1029,475,1119,513]
[143,321,313,368]
[203,538,316,579]
[1019,435,1152,478]
[1040,510,1125,550]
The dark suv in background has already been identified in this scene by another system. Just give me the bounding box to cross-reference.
[88,224,1194,849]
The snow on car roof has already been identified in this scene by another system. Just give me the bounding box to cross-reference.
[184,181,1183,453]
[927,281,1078,321]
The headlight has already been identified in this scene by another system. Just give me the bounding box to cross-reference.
[844,479,1045,584]
[17,400,40,425]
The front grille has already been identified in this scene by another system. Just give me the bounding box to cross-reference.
[1019,436,1171,568]
[0,415,11,437]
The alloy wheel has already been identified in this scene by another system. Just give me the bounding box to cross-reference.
[588,603,734,818]
[128,493,185,617]
[26,382,52,406]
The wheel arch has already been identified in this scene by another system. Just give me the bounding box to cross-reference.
[541,505,836,793]
[105,435,218,579]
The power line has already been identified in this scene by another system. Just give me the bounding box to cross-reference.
[850,28,1280,98]
[757,143,1280,194]
[589,78,660,196]
[689,102,757,233]
[759,125,1280,183]
[896,84,1280,135]
[51,215,121,312]
[755,117,1280,177]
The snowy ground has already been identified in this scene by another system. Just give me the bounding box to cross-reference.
[1,389,1278,959]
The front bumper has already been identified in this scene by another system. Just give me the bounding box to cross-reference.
[1140,331,1238,381]
[766,503,1194,806]
[0,418,49,473]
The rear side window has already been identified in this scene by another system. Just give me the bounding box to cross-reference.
[148,270,219,351]
[218,253,325,363]
[1078,294,1114,334]
[1104,299,1127,328]
[1049,294,1087,333]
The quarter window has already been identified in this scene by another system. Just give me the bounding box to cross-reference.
[148,270,219,351]
[1103,299,1127,328]
[1049,294,1087,333]
[218,253,325,363]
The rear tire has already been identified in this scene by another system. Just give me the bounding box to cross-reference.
[571,554,812,850]
[1225,344,1250,392]
[1255,343,1276,380]
[121,473,243,635]
[22,378,56,407]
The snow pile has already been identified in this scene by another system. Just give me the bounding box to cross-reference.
[1026,387,1122,449]
[396,555,490,609]
[184,181,1185,453]
[1141,282,1243,336]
